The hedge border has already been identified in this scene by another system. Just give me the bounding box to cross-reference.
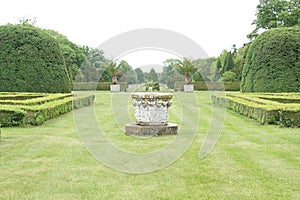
[73,82,127,91]
[0,93,94,127]
[174,82,240,91]
[212,92,300,127]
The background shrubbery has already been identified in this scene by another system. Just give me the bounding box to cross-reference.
[73,82,127,91]
[174,82,240,91]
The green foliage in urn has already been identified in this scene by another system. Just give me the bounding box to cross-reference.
[145,80,160,91]
[106,60,125,84]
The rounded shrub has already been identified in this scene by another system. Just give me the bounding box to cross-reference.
[241,27,300,92]
[0,24,71,93]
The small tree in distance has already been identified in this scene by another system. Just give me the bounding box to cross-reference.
[148,68,158,82]
[135,68,145,83]
[172,57,196,84]
[106,60,124,84]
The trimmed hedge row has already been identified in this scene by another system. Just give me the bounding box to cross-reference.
[0,93,94,127]
[0,108,26,127]
[174,82,240,91]
[73,82,127,91]
[212,92,300,127]
[0,93,72,105]
[24,95,95,125]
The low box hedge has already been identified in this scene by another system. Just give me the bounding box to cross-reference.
[0,108,26,127]
[0,93,71,106]
[212,92,300,127]
[0,93,94,127]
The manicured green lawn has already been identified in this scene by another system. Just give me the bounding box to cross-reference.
[1,91,299,199]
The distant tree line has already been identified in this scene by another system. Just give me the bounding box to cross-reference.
[2,0,298,92]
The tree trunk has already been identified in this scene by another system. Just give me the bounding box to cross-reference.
[112,74,117,84]
[185,73,191,84]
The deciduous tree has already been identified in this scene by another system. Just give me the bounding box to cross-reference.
[248,0,300,40]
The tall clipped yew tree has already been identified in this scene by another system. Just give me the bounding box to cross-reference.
[0,24,71,93]
[241,27,300,93]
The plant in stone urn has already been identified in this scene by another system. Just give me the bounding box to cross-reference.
[173,57,196,92]
[107,60,125,92]
[107,60,124,84]
[145,80,160,91]
[173,57,196,84]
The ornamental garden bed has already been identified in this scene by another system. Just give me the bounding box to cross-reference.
[212,92,300,127]
[0,92,94,127]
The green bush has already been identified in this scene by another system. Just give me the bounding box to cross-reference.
[0,24,71,93]
[0,109,26,127]
[0,92,94,126]
[145,81,160,91]
[22,95,95,125]
[73,82,127,91]
[241,27,300,92]
[174,82,240,91]
[0,93,71,106]
[212,92,300,127]
[222,71,238,82]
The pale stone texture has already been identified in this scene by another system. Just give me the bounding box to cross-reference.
[184,84,194,92]
[125,123,178,136]
[125,92,178,136]
[131,92,172,126]
[110,84,120,92]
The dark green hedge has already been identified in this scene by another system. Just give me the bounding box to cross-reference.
[0,109,26,127]
[241,27,300,92]
[0,24,71,93]
[174,82,240,91]
[73,82,127,91]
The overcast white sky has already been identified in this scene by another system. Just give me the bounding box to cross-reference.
[0,0,259,69]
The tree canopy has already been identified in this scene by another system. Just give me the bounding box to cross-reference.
[148,68,159,82]
[45,29,86,83]
[135,68,145,83]
[248,0,300,39]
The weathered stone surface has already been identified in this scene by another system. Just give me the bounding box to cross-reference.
[126,92,178,136]
[125,123,178,136]
[131,92,173,126]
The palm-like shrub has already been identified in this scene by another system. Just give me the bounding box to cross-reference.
[173,58,196,84]
[106,61,124,84]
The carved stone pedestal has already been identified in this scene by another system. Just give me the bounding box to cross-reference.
[110,84,120,92]
[125,92,178,136]
[125,123,178,136]
[184,84,194,92]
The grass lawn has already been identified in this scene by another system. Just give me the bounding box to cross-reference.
[0,91,299,199]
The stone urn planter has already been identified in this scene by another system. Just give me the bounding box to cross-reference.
[184,84,194,93]
[125,92,178,136]
[110,84,120,92]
